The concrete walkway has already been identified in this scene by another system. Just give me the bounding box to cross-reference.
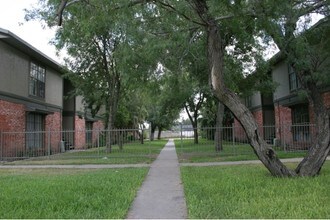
[0,164,150,169]
[126,139,187,219]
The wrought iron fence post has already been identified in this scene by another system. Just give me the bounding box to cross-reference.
[47,129,51,159]
[180,123,183,154]
[97,128,100,156]
[283,124,287,152]
[232,125,235,147]
[148,128,151,156]
[0,130,2,161]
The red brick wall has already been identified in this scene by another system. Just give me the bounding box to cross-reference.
[74,116,86,149]
[0,100,26,132]
[45,112,62,154]
[73,117,104,149]
[252,110,263,127]
[322,91,330,109]
[233,110,264,143]
[92,120,104,146]
[0,100,64,157]
[274,105,292,147]
[93,120,104,131]
[0,100,26,157]
[253,110,264,138]
[233,119,247,143]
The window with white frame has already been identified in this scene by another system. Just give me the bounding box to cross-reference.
[29,62,45,98]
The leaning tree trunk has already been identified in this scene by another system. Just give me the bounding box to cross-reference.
[207,22,295,177]
[294,74,330,176]
[192,0,296,176]
[185,106,199,144]
[215,102,224,152]
[268,19,330,176]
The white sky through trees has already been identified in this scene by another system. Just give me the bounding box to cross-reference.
[0,0,62,63]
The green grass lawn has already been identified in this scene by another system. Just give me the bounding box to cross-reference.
[5,139,167,165]
[181,161,330,219]
[0,168,148,219]
[175,139,307,163]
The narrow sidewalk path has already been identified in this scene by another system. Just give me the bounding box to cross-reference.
[0,164,150,169]
[127,139,187,219]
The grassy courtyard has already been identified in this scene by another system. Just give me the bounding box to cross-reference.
[1,138,328,219]
[181,161,330,219]
[0,168,148,219]
[175,139,307,163]
[4,139,167,165]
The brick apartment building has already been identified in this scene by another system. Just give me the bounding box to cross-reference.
[0,28,103,158]
[234,54,330,150]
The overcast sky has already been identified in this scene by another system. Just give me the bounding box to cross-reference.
[0,1,323,67]
[0,0,62,63]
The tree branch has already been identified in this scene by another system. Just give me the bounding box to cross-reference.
[57,0,154,26]
[57,0,68,26]
[156,0,207,27]
[297,0,330,17]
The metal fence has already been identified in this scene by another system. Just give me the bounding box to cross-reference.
[0,124,315,162]
[165,124,315,156]
[0,128,152,162]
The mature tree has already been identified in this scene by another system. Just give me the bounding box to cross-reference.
[146,69,182,140]
[251,0,330,176]
[28,0,330,176]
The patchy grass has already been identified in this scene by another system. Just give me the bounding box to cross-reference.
[175,139,307,163]
[181,161,330,219]
[0,168,148,219]
[5,140,167,165]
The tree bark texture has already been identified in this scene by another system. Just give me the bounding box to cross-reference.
[157,128,162,140]
[185,105,199,144]
[192,0,296,177]
[294,71,330,176]
[269,20,330,176]
[215,102,224,152]
[150,123,157,141]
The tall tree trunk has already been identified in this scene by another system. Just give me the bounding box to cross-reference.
[192,0,296,177]
[215,102,224,152]
[157,127,162,140]
[185,105,199,144]
[139,124,144,145]
[193,121,199,144]
[105,102,114,153]
[150,123,156,141]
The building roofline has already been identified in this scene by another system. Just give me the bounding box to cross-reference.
[0,27,65,74]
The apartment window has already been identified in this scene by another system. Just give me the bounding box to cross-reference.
[288,65,301,92]
[26,113,45,149]
[245,96,252,108]
[29,62,45,98]
[291,104,310,141]
[292,104,309,124]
